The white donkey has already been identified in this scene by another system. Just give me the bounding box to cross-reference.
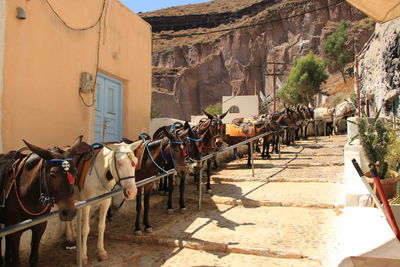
[65,141,142,264]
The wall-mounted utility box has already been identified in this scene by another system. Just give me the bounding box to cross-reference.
[79,72,94,93]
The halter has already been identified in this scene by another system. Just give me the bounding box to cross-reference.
[202,119,222,150]
[14,155,76,216]
[113,151,136,184]
[185,136,202,161]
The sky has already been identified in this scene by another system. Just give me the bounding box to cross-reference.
[119,0,210,13]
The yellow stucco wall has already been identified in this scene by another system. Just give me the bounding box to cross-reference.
[2,0,152,151]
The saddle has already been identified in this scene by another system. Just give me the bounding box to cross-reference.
[0,151,29,207]
[226,118,259,137]
[76,149,101,191]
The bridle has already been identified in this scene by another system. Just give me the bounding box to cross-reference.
[14,155,76,216]
[201,118,223,150]
[112,151,136,184]
[184,136,202,162]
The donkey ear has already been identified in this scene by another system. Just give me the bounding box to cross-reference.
[178,128,189,139]
[23,140,53,160]
[161,126,174,140]
[202,109,214,120]
[130,140,143,152]
[219,110,229,120]
[198,120,211,135]
[184,121,190,130]
[68,136,91,156]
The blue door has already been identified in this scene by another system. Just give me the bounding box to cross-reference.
[94,74,122,143]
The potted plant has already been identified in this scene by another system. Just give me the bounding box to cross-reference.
[350,110,400,199]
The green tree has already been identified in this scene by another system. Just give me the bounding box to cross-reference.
[322,21,353,83]
[204,102,222,115]
[278,51,328,106]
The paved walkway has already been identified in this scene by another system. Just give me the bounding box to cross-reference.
[36,135,400,266]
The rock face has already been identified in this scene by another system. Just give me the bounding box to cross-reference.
[358,17,400,118]
[145,0,373,120]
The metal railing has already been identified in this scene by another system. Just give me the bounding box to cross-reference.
[0,118,334,266]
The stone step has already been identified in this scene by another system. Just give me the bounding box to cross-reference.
[105,204,398,266]
[184,181,344,209]
[211,166,344,183]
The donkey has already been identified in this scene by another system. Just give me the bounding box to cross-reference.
[134,128,188,235]
[152,121,204,214]
[64,141,142,264]
[261,119,282,159]
[193,110,228,194]
[0,136,86,267]
[221,117,266,166]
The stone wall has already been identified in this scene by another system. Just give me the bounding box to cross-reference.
[358,17,400,119]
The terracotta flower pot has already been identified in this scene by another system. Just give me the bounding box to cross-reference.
[365,171,399,201]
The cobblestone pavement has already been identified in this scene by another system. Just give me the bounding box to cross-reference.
[32,135,399,266]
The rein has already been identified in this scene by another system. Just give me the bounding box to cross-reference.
[14,155,75,216]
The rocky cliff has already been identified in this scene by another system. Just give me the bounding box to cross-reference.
[358,17,400,119]
[143,0,374,120]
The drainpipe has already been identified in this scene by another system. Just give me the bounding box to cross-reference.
[0,0,7,153]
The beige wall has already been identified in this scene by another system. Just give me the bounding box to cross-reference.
[0,0,6,152]
[2,0,152,151]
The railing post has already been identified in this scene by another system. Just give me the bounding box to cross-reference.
[250,141,254,177]
[279,132,281,159]
[76,209,82,267]
[324,120,327,137]
[314,120,317,143]
[198,162,203,210]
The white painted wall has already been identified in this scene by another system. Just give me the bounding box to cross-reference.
[222,95,259,123]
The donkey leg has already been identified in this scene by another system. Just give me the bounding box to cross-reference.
[206,159,212,194]
[143,189,152,233]
[97,199,111,261]
[64,221,76,250]
[167,175,174,214]
[29,223,46,267]
[134,190,142,235]
[81,205,91,265]
[247,144,251,167]
[179,173,186,213]
[5,231,22,267]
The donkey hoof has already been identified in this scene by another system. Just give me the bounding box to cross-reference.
[180,208,186,214]
[145,227,153,233]
[82,257,88,265]
[64,241,76,250]
[134,230,143,236]
[98,251,109,261]
[163,192,168,196]
[167,209,174,215]
[206,189,212,194]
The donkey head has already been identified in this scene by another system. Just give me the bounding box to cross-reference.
[180,121,202,162]
[23,140,78,221]
[104,141,142,200]
[162,127,188,178]
[202,109,228,149]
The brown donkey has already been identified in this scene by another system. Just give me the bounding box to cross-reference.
[193,110,228,194]
[0,136,88,267]
[134,128,189,234]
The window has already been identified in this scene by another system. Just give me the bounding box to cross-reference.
[229,105,240,113]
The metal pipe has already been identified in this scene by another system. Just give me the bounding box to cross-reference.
[314,120,317,143]
[250,141,254,177]
[198,165,202,210]
[77,209,82,267]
